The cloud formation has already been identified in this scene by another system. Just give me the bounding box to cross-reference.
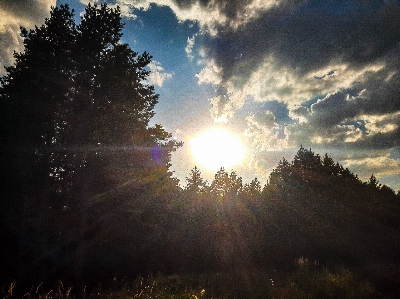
[4,0,400,189]
[128,0,399,188]
[147,60,174,87]
[185,34,196,61]
[0,0,55,75]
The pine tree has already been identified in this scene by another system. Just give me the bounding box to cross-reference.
[0,3,179,282]
[185,166,207,194]
[210,167,230,197]
[269,157,291,189]
[241,178,261,200]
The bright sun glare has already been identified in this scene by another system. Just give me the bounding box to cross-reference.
[191,128,246,171]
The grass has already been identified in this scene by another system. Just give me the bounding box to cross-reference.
[1,260,381,299]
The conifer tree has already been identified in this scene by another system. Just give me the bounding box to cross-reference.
[0,3,179,281]
[185,166,207,194]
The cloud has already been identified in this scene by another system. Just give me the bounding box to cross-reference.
[91,0,295,37]
[146,60,174,86]
[185,34,196,61]
[195,56,223,85]
[0,0,56,75]
[343,154,400,183]
[3,0,399,189]
[80,0,153,19]
[285,111,400,151]
[83,0,400,192]
[193,1,400,122]
[244,111,283,151]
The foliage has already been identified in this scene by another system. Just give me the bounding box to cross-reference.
[0,3,179,286]
[184,166,207,194]
[269,262,375,299]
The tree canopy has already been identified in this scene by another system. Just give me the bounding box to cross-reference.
[0,3,179,284]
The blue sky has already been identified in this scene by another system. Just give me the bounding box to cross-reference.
[1,0,400,190]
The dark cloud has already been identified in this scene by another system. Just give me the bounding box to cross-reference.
[201,0,400,88]
[0,0,55,73]
[390,147,400,160]
[304,67,400,129]
[314,70,336,80]
[361,66,400,114]
[1,0,52,21]
[308,91,352,128]
[360,128,400,150]
[287,113,400,151]
[273,1,400,71]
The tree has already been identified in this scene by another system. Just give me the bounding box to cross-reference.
[241,178,262,200]
[210,168,230,198]
[366,174,380,189]
[209,168,244,198]
[269,157,291,189]
[0,3,179,283]
[227,170,243,198]
[0,6,78,280]
[185,166,207,194]
[292,146,322,179]
[322,153,339,176]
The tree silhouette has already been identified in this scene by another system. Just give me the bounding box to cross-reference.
[208,168,244,199]
[241,178,262,200]
[269,157,292,190]
[185,166,207,194]
[293,145,322,172]
[210,168,230,197]
[366,174,380,189]
[0,3,179,284]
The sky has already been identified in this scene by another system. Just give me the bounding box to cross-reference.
[1,0,400,190]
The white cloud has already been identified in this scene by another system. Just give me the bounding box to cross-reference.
[229,0,284,30]
[80,0,153,19]
[195,57,223,85]
[147,60,173,86]
[244,111,285,152]
[0,0,55,75]
[238,57,385,115]
[196,53,387,126]
[84,0,290,36]
[343,154,400,183]
[363,111,400,136]
[185,34,196,61]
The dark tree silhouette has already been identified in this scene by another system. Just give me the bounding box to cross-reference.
[0,3,179,285]
[366,174,380,188]
[208,168,244,198]
[209,167,230,197]
[293,145,322,172]
[269,157,291,190]
[241,177,262,200]
[184,166,207,194]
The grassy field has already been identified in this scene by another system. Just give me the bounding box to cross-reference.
[2,259,380,299]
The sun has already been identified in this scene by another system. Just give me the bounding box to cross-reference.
[190,128,246,171]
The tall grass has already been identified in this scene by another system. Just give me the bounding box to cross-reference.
[2,260,380,299]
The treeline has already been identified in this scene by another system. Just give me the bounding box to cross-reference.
[2,145,400,295]
[173,148,400,288]
[183,146,399,201]
[1,3,400,298]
